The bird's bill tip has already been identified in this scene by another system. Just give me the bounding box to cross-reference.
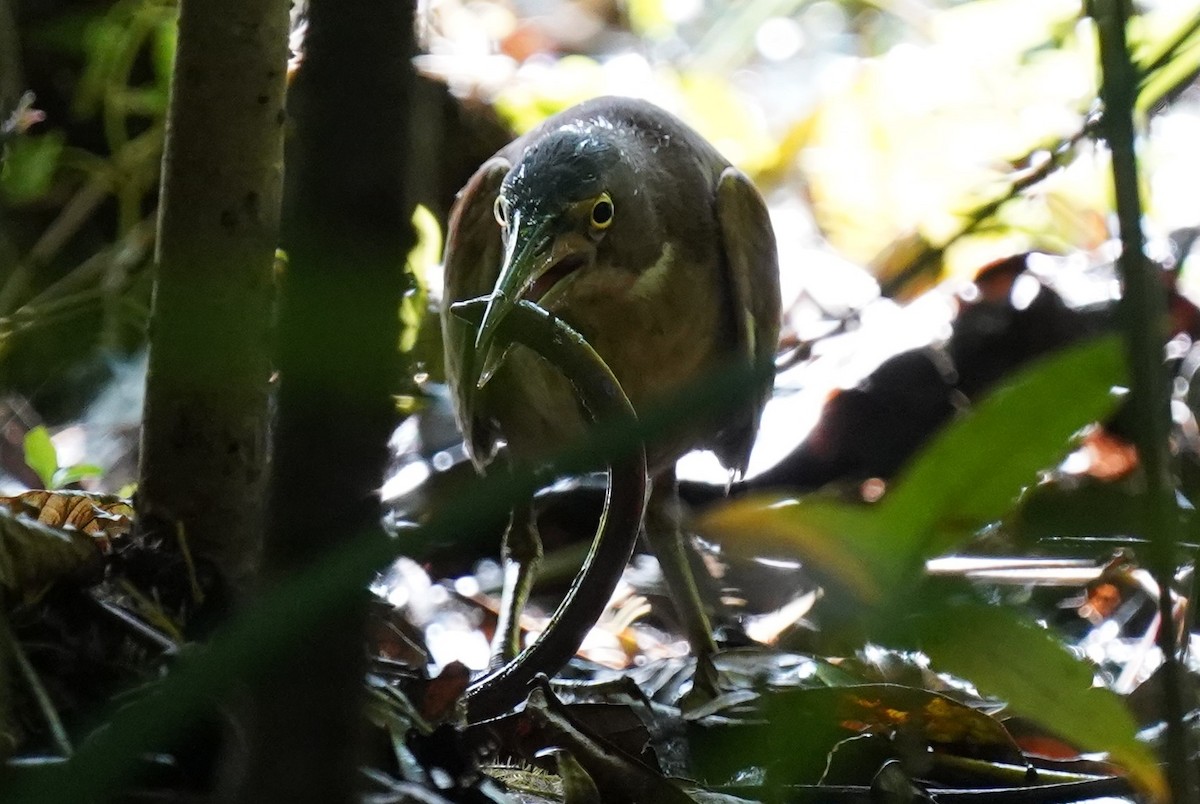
[473,289,511,351]
[476,342,511,389]
[472,214,552,351]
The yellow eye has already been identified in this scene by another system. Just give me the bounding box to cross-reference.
[493,196,509,227]
[590,194,614,229]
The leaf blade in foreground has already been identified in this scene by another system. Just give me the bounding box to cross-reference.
[907,598,1165,802]
[881,335,1126,563]
[695,495,887,605]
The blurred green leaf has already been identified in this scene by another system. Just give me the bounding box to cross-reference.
[905,596,1165,801]
[881,336,1125,565]
[1007,477,1153,545]
[697,494,889,605]
[74,0,176,131]
[22,427,57,489]
[76,13,125,118]
[51,464,104,489]
[625,0,674,40]
[1136,9,1200,112]
[399,205,439,353]
[1,132,66,204]
[694,336,1157,794]
[151,17,178,86]
[1138,35,1200,113]
[699,336,1126,601]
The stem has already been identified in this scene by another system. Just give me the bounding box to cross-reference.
[1092,0,1194,799]
[2,618,72,758]
[881,9,1200,300]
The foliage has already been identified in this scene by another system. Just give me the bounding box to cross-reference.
[21,427,102,489]
[6,0,1200,801]
[697,338,1165,798]
[0,0,175,418]
[483,1,1200,296]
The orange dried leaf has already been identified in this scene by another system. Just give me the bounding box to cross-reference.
[0,490,134,552]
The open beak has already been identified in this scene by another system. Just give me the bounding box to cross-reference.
[473,209,591,388]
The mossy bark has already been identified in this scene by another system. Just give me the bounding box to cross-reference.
[137,0,290,590]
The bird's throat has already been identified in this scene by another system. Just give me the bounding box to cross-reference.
[524,254,587,305]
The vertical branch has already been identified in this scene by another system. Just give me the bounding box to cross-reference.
[137,0,290,590]
[0,0,21,116]
[1092,0,1195,799]
[228,2,417,801]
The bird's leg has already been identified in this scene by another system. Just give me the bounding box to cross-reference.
[644,469,720,701]
[491,499,542,667]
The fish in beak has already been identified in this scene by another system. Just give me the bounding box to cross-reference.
[473,207,593,388]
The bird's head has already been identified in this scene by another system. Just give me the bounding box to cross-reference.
[473,121,648,375]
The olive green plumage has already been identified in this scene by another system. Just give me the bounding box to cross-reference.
[441,95,781,475]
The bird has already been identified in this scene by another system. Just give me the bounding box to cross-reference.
[440,95,781,673]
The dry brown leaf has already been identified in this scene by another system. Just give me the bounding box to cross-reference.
[0,490,134,552]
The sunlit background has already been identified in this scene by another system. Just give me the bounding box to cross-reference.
[372,0,1200,673]
[12,0,1200,685]
[398,0,1200,488]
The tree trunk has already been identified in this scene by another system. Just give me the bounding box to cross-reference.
[0,0,21,115]
[137,0,291,592]
[227,1,417,800]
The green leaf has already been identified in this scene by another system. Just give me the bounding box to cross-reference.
[1136,9,1200,112]
[881,336,1125,563]
[1138,36,1200,113]
[22,427,58,489]
[51,464,105,489]
[696,494,889,605]
[905,597,1166,801]
[1007,476,1152,545]
[696,337,1126,604]
[151,18,178,87]
[1,132,65,204]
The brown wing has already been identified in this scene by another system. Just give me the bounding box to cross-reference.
[714,167,781,475]
[440,156,510,467]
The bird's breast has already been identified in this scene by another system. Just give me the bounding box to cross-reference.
[483,248,731,468]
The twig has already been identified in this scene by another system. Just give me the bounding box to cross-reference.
[87,589,179,656]
[0,126,163,317]
[879,121,1096,298]
[0,617,72,757]
[21,217,155,311]
[171,522,205,608]
[0,176,112,316]
[881,8,1200,299]
[114,579,185,646]
[1092,0,1194,799]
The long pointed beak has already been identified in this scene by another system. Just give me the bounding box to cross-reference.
[473,210,590,388]
[474,209,552,358]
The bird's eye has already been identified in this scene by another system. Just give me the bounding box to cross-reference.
[493,196,509,227]
[590,194,614,230]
